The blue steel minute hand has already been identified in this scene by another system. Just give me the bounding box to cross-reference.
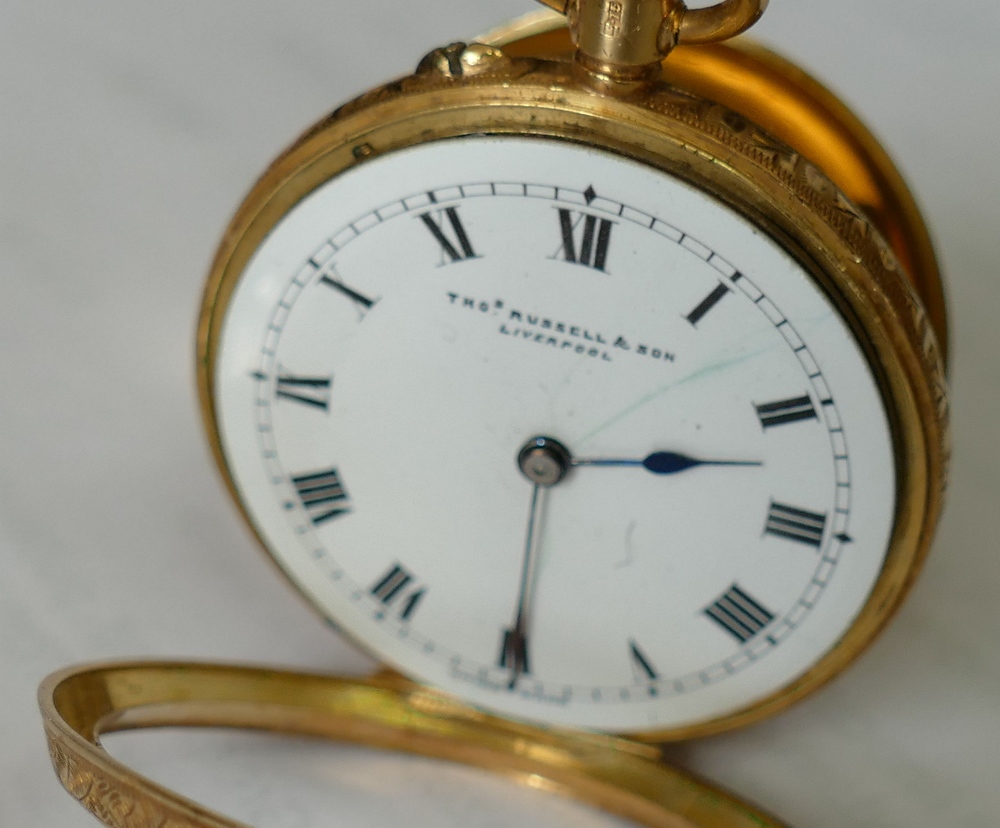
[572,451,761,475]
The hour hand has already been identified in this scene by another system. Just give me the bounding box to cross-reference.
[573,451,761,475]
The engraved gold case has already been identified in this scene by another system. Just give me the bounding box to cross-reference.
[197,13,948,742]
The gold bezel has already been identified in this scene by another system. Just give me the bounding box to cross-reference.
[197,50,948,742]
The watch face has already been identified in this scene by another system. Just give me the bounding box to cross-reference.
[213,135,896,733]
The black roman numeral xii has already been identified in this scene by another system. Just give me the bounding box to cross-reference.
[556,209,614,271]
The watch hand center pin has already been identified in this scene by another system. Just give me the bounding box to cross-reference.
[517,435,573,487]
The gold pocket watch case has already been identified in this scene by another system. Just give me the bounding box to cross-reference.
[196,0,948,740]
[40,2,949,826]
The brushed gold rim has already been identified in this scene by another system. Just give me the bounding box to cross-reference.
[197,55,947,743]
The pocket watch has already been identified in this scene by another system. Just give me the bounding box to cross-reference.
[40,1,949,826]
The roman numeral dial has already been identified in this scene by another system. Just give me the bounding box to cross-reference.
[215,144,896,736]
[629,640,659,682]
[556,208,614,271]
[686,282,731,326]
[498,628,529,677]
[290,468,350,525]
[765,502,827,547]
[275,371,332,410]
[705,585,775,643]
[419,204,478,263]
[370,564,427,621]
[320,273,377,311]
[756,395,818,428]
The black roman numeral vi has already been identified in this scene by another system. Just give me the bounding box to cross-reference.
[370,564,426,620]
[556,209,614,271]
[765,502,827,547]
[291,468,350,525]
[499,629,529,677]
[419,205,478,264]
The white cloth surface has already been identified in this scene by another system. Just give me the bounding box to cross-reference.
[2,1,997,825]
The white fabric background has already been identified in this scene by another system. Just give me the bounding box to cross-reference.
[2,1,997,825]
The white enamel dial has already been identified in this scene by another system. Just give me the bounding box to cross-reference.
[214,136,896,733]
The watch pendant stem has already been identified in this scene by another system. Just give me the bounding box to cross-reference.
[536,0,768,81]
[572,0,680,79]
